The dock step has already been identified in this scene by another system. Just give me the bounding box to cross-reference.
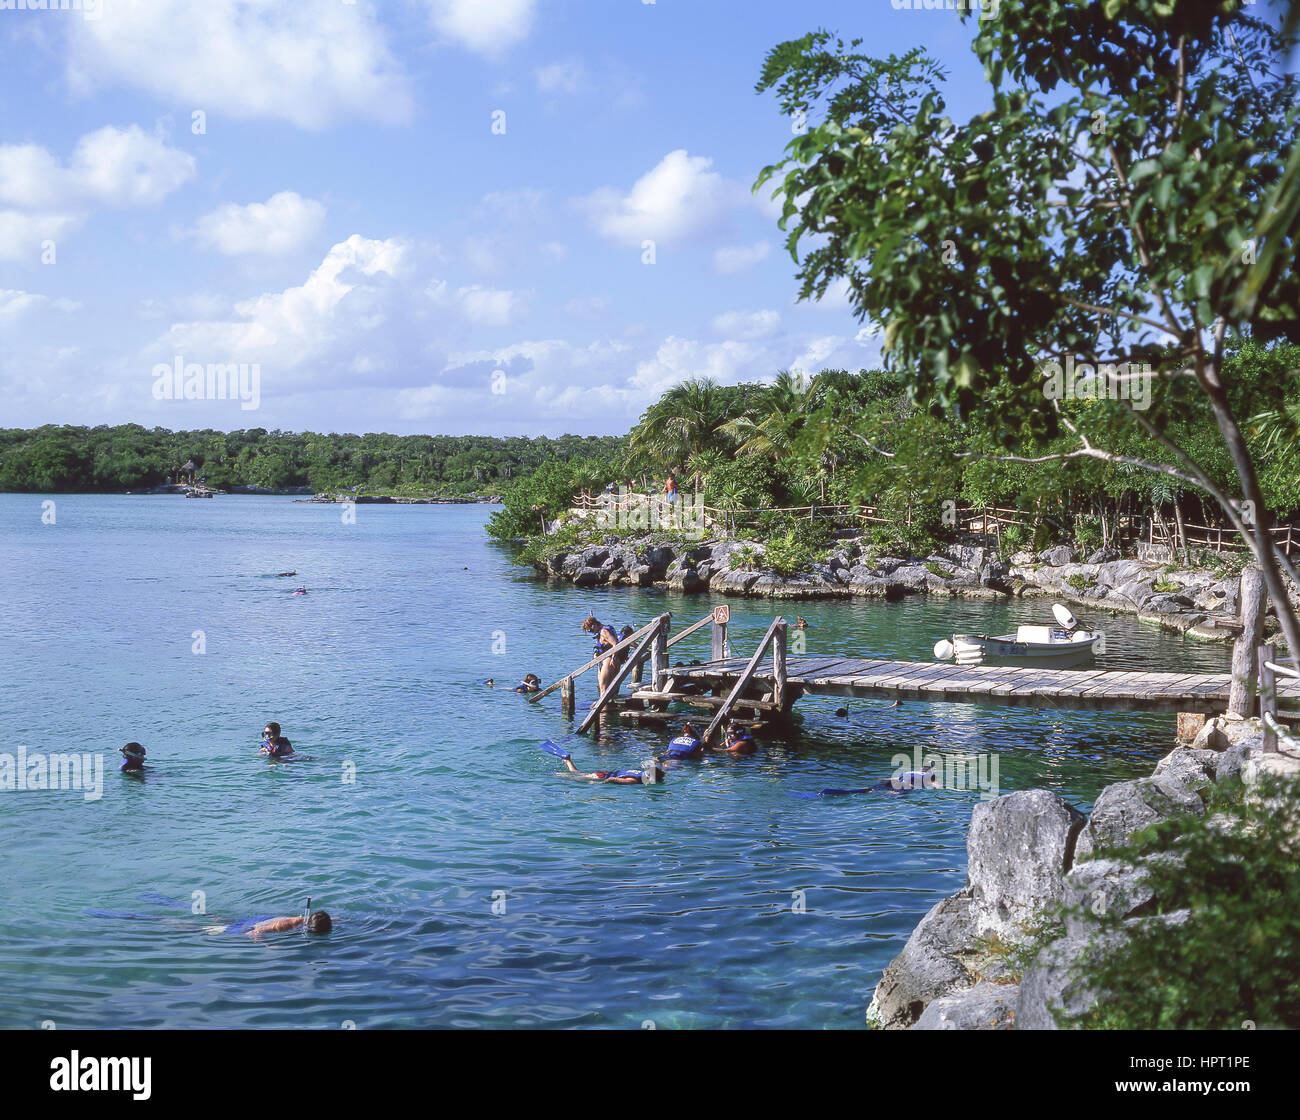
[629,691,781,711]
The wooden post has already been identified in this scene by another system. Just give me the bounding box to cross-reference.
[560,677,575,719]
[1260,643,1277,754]
[772,617,788,709]
[711,604,729,662]
[650,614,669,692]
[1228,568,1266,717]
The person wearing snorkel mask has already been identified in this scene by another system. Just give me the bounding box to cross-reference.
[119,742,147,772]
[559,756,665,785]
[514,673,542,694]
[259,722,295,758]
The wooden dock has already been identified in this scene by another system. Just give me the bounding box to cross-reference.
[662,656,1300,714]
[537,609,1299,741]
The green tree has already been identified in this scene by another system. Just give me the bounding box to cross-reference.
[757,0,1300,654]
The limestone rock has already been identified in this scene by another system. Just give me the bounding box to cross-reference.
[966,790,1088,942]
[866,892,977,1030]
[911,981,1018,1031]
[1074,775,1204,861]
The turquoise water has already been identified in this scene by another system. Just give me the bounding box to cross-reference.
[0,495,1230,1029]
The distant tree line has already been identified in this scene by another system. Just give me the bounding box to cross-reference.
[0,425,625,496]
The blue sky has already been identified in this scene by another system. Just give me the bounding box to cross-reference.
[0,0,995,436]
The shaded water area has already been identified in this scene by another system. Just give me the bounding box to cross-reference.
[0,495,1230,1028]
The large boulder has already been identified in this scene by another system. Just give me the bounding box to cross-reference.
[1039,545,1075,567]
[866,892,978,1030]
[573,566,609,587]
[911,981,1018,1031]
[1074,775,1204,861]
[1151,747,1218,799]
[1214,730,1264,783]
[1059,858,1156,939]
[1016,931,1121,1030]
[966,791,1088,942]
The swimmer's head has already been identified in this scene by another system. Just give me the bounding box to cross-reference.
[305,910,332,933]
[120,742,146,760]
[681,722,697,738]
[523,674,540,686]
[263,722,281,740]
[642,761,665,784]
[485,678,494,687]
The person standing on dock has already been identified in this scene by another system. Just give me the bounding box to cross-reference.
[582,616,623,694]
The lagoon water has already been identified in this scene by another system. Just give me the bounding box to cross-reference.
[0,494,1231,1029]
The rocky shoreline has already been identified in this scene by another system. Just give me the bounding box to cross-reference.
[534,533,1295,644]
[866,716,1297,1029]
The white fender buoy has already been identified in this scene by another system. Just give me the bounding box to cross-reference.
[933,639,954,660]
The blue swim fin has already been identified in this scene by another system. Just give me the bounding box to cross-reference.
[540,740,572,761]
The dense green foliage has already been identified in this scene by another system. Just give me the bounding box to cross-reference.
[0,425,623,496]
[755,0,1300,651]
[1062,775,1300,1030]
[488,344,1300,561]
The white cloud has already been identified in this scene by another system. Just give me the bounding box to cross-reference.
[805,277,854,312]
[0,289,74,323]
[159,235,410,381]
[67,0,412,130]
[428,280,528,327]
[535,60,584,94]
[0,125,194,262]
[579,150,751,247]
[538,240,568,261]
[710,309,781,341]
[632,336,764,397]
[194,191,326,257]
[426,0,536,57]
[0,125,195,211]
[713,240,770,275]
[0,211,81,264]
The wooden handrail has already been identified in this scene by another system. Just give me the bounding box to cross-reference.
[528,615,668,703]
[576,616,668,734]
[702,617,786,744]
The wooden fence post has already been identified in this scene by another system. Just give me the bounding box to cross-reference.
[1228,568,1265,718]
[560,677,575,719]
[772,617,788,709]
[1260,643,1277,754]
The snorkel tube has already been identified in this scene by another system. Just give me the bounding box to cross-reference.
[304,896,311,931]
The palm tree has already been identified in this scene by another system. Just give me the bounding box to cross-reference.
[627,378,742,474]
[719,370,813,461]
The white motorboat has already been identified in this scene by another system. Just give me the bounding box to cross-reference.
[933,604,1104,667]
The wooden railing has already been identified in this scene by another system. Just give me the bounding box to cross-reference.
[570,490,1298,556]
[1259,646,1300,754]
[701,616,788,744]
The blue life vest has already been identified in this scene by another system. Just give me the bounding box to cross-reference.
[666,735,701,758]
[612,770,644,782]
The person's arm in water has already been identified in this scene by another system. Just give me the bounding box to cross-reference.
[246,916,306,936]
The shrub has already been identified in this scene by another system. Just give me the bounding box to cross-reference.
[1059,776,1300,1030]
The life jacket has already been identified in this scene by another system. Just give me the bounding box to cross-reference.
[666,735,701,758]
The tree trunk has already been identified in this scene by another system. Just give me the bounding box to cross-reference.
[1195,355,1300,661]
[1228,568,1266,717]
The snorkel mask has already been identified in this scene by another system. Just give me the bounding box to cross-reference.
[641,759,660,784]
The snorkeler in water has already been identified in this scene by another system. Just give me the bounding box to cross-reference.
[206,899,333,936]
[119,742,147,772]
[664,722,704,760]
[717,722,757,754]
[514,673,542,694]
[560,756,665,784]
